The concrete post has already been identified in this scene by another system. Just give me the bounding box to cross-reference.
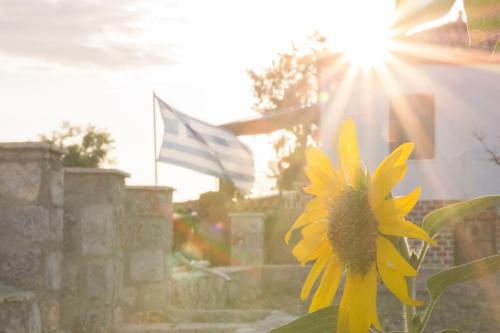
[121,186,174,319]
[0,143,65,333]
[228,213,265,266]
[62,168,128,332]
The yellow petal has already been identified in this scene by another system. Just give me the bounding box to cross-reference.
[377,239,422,306]
[370,164,407,210]
[285,197,328,244]
[369,143,414,209]
[303,184,326,197]
[339,118,361,188]
[368,266,382,332]
[378,220,437,245]
[305,164,337,197]
[292,235,328,264]
[301,221,328,238]
[336,271,353,333]
[347,266,380,333]
[376,236,416,277]
[300,247,332,300]
[304,147,341,197]
[305,147,336,176]
[308,258,343,312]
[375,186,421,222]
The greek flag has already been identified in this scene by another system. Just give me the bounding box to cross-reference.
[156,96,255,193]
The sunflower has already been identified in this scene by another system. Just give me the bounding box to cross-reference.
[285,117,436,333]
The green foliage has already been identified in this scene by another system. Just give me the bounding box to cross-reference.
[40,121,114,167]
[416,195,500,268]
[422,195,500,238]
[419,253,500,332]
[271,195,500,333]
[248,33,325,191]
[393,0,455,34]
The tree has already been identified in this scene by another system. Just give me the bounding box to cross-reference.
[40,121,114,167]
[247,33,326,192]
[473,131,500,166]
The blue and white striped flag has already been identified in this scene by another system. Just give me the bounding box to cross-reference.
[156,96,255,193]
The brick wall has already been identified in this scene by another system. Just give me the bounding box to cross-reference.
[408,200,500,268]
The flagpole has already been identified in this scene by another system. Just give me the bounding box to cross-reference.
[153,91,158,185]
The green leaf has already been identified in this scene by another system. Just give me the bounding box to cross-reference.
[422,195,500,238]
[268,306,338,333]
[419,254,500,332]
[427,253,500,301]
[393,0,455,34]
[435,330,460,333]
[464,0,500,44]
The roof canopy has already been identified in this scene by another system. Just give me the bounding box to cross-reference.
[220,105,319,136]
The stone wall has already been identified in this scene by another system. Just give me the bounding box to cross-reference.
[61,168,129,332]
[121,186,173,319]
[0,143,64,333]
[169,266,262,310]
[0,143,176,332]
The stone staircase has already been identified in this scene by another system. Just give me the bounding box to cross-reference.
[114,266,303,333]
[115,309,296,333]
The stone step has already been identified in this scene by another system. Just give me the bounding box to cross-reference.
[116,322,254,333]
[166,308,273,323]
[115,311,297,333]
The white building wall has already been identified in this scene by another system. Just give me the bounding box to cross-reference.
[319,64,500,200]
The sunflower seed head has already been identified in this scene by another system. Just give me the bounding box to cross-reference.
[327,189,378,275]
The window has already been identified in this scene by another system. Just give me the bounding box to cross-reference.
[389,94,435,159]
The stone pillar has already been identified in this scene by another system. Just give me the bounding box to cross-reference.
[0,143,64,333]
[228,213,265,266]
[121,186,173,320]
[61,168,128,332]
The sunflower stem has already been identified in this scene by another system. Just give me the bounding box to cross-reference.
[401,239,417,333]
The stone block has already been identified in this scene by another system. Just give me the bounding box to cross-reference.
[120,286,138,307]
[6,206,51,243]
[84,258,114,304]
[129,249,164,282]
[0,250,41,289]
[45,251,61,290]
[61,258,77,293]
[0,287,41,333]
[125,187,173,217]
[40,299,59,333]
[140,283,167,312]
[0,162,41,202]
[81,205,114,255]
[169,272,225,310]
[229,213,265,266]
[123,217,170,249]
[50,208,64,243]
[48,168,64,206]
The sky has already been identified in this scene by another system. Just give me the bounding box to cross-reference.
[0,0,461,201]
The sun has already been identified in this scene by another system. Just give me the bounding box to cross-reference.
[325,0,396,69]
[342,27,395,68]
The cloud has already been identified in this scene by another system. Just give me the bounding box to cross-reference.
[0,0,174,68]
